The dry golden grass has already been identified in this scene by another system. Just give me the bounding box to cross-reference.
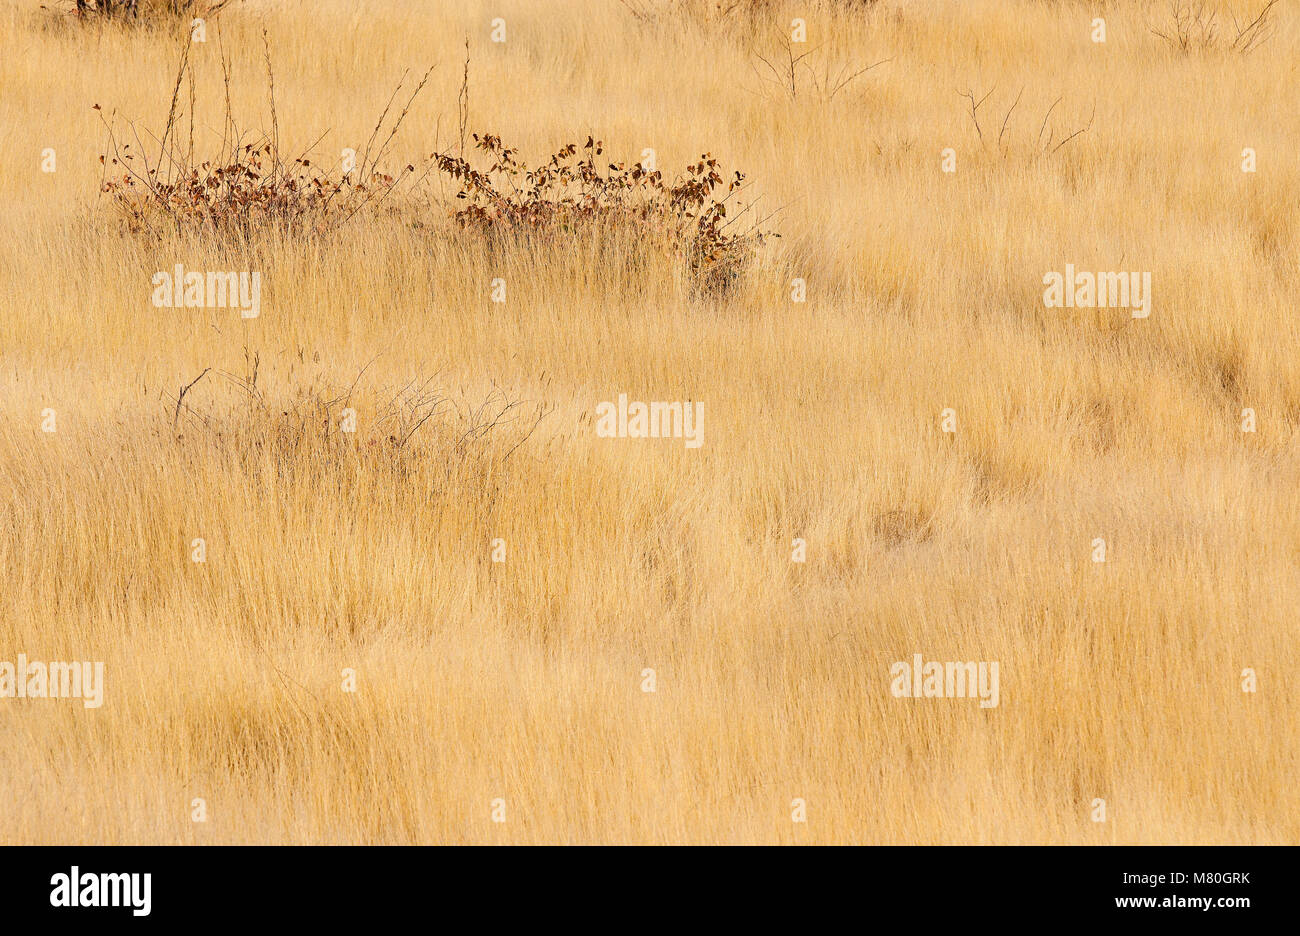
[1,0,1297,844]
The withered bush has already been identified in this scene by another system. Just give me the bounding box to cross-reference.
[432,133,773,294]
[1149,0,1279,55]
[100,136,403,240]
[619,0,879,30]
[171,362,546,496]
[99,36,428,239]
[61,0,233,23]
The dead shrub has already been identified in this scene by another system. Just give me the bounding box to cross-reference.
[430,133,774,295]
[97,33,429,239]
[1149,0,1279,55]
[170,356,548,493]
[56,0,235,24]
[619,0,880,30]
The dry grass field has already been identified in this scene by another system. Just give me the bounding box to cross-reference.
[1,0,1297,844]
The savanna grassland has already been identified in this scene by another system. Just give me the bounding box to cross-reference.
[1,0,1297,844]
